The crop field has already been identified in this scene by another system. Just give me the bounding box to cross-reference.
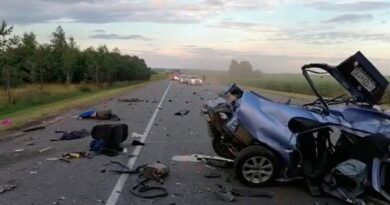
[196,70,390,104]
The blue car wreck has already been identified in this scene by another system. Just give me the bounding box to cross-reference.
[205,52,390,204]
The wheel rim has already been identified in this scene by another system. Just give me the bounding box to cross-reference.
[242,156,273,184]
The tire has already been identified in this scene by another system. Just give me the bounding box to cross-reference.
[234,145,279,186]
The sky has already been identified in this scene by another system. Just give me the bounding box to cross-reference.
[1,0,390,74]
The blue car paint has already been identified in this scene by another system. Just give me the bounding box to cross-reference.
[227,91,390,166]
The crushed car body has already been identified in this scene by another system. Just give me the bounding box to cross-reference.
[204,51,390,203]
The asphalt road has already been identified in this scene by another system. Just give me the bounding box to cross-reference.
[0,80,343,205]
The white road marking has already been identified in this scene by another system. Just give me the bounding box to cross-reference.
[105,81,172,205]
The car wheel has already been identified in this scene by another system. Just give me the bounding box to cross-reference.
[234,146,279,186]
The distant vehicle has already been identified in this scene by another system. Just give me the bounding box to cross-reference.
[188,75,203,86]
[170,69,181,81]
[179,75,189,84]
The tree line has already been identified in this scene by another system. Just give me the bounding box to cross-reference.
[228,59,262,77]
[0,20,151,103]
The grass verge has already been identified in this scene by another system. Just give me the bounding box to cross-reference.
[0,73,168,132]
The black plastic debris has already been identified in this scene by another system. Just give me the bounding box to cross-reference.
[174,110,190,116]
[23,126,45,132]
[90,124,128,156]
[231,187,273,198]
[192,92,197,95]
[0,180,16,194]
[119,98,149,103]
[52,129,89,141]
[204,172,222,178]
[131,140,145,146]
[214,184,273,202]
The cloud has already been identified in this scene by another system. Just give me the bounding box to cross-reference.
[0,0,287,25]
[209,20,279,32]
[93,29,106,33]
[307,1,390,12]
[270,30,390,45]
[323,13,373,23]
[89,33,152,41]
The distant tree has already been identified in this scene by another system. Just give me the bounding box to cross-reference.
[34,44,51,89]
[63,36,78,85]
[239,61,253,75]
[229,59,240,76]
[229,59,254,77]
[50,25,67,82]
[19,32,38,83]
[0,20,20,103]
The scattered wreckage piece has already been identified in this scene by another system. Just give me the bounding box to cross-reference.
[78,109,120,121]
[0,180,16,194]
[0,118,13,127]
[174,110,190,116]
[118,98,150,103]
[196,155,234,168]
[39,146,52,153]
[23,126,45,132]
[214,184,273,202]
[62,152,88,160]
[107,161,170,199]
[51,129,89,141]
[131,140,144,146]
[90,124,128,156]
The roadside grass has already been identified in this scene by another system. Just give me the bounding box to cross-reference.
[194,70,390,105]
[0,72,168,131]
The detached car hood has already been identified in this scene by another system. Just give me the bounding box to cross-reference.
[327,51,389,105]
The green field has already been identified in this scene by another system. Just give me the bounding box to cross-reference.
[0,73,167,131]
[196,70,390,104]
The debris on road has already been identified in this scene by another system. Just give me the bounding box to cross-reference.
[13,149,24,152]
[118,98,149,103]
[78,109,120,121]
[214,184,273,202]
[174,110,190,116]
[131,140,144,146]
[46,157,59,161]
[62,152,87,160]
[90,124,128,156]
[108,160,143,174]
[214,184,235,202]
[0,118,13,127]
[204,172,222,178]
[196,155,234,168]
[0,180,16,194]
[25,141,35,146]
[23,126,45,132]
[51,129,89,141]
[39,146,52,153]
[129,162,170,199]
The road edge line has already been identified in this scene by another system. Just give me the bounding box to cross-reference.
[105,81,172,205]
